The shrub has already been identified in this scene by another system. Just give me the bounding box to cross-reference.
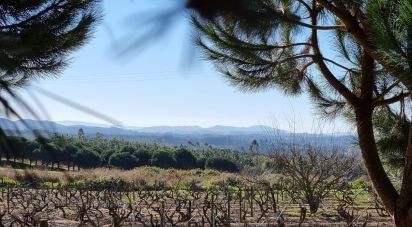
[205,157,239,172]
[174,148,197,169]
[109,152,139,170]
[196,158,206,169]
[151,151,176,169]
[80,177,129,190]
[135,149,151,166]
[352,176,370,190]
[74,149,101,169]
[15,170,42,187]
[120,145,136,154]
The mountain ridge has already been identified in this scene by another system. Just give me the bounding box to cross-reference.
[1,118,290,135]
[0,118,355,150]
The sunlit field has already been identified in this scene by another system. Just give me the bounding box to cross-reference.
[0,166,393,226]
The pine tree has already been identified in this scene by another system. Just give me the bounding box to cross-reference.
[374,107,409,171]
[0,0,100,116]
[189,1,412,225]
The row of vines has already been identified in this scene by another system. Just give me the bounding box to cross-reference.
[0,183,391,226]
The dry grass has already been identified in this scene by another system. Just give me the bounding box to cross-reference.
[0,166,244,188]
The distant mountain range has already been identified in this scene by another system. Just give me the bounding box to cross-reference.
[0,118,356,151]
[0,118,287,136]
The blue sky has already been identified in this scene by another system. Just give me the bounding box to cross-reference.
[20,0,350,132]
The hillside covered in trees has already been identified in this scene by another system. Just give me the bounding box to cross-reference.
[0,118,354,151]
[0,129,273,173]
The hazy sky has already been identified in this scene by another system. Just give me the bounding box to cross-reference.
[19,0,351,132]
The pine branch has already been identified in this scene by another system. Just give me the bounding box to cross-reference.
[296,0,312,12]
[317,0,412,88]
[274,8,346,31]
[310,9,358,104]
[322,57,357,72]
[373,80,402,102]
[374,92,410,107]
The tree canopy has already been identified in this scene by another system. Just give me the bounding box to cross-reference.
[0,133,259,173]
[188,0,412,224]
[174,148,197,170]
[0,0,100,123]
[109,152,139,170]
[0,0,100,85]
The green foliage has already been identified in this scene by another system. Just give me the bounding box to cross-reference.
[0,136,32,161]
[205,157,239,172]
[191,2,360,121]
[74,148,101,169]
[196,158,206,169]
[0,0,100,87]
[100,148,115,166]
[0,2,101,188]
[109,152,139,170]
[174,148,197,169]
[190,4,412,218]
[0,132,270,172]
[151,151,176,169]
[373,107,409,170]
[120,145,136,154]
[191,0,411,122]
[0,0,100,170]
[352,177,371,191]
[366,0,412,79]
[61,144,77,161]
[14,170,43,188]
[78,177,129,190]
[135,149,151,166]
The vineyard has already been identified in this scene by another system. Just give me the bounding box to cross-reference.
[0,148,394,226]
[0,182,392,226]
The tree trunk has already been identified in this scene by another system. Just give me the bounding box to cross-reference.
[355,106,398,214]
[395,118,412,226]
[395,211,412,227]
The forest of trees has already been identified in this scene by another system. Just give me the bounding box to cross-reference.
[0,129,270,173]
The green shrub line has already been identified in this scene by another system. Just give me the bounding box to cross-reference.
[0,175,372,194]
[0,134,266,173]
